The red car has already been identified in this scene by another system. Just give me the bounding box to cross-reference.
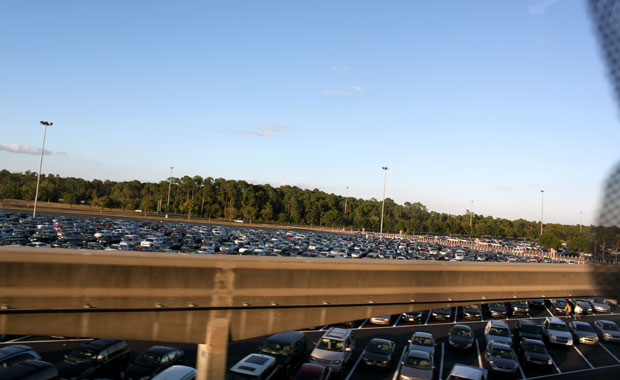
[293,363,330,380]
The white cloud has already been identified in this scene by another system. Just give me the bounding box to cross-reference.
[330,66,350,71]
[242,123,288,137]
[324,86,365,96]
[527,0,559,16]
[56,151,67,155]
[0,143,52,156]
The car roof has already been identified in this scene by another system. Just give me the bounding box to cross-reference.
[519,319,536,326]
[0,345,35,359]
[265,331,305,344]
[413,331,433,338]
[230,353,275,376]
[522,339,544,346]
[488,320,509,328]
[80,339,125,351]
[152,365,196,380]
[407,350,431,359]
[546,317,565,324]
[451,324,471,331]
[369,338,393,345]
[324,328,350,340]
[142,346,180,355]
[298,363,326,375]
[571,321,591,327]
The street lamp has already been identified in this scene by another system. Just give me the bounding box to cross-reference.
[33,121,53,218]
[165,166,174,218]
[540,190,544,236]
[379,166,389,237]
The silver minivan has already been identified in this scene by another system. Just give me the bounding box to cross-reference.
[309,328,355,373]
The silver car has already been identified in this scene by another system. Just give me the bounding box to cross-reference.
[408,332,435,356]
[568,321,599,344]
[594,320,620,342]
[588,299,611,313]
[399,350,433,380]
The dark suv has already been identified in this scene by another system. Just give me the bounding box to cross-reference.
[260,331,308,378]
[0,345,42,368]
[56,339,130,379]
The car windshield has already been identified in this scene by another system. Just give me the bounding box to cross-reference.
[67,348,97,364]
[411,336,433,346]
[602,322,620,331]
[575,324,595,332]
[489,327,510,337]
[524,342,547,354]
[491,348,514,359]
[405,356,432,370]
[261,341,290,356]
[367,342,391,354]
[549,323,568,331]
[317,338,345,352]
[133,352,162,367]
[451,328,472,338]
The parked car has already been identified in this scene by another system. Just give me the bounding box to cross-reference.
[548,299,569,315]
[448,324,473,350]
[407,331,435,356]
[446,364,487,380]
[0,345,42,368]
[588,299,611,313]
[361,338,395,369]
[483,341,518,376]
[462,305,482,320]
[55,339,130,379]
[152,365,196,380]
[293,363,330,380]
[369,315,392,326]
[228,353,278,380]
[431,307,452,321]
[517,339,553,369]
[487,303,507,318]
[594,320,620,342]
[514,319,543,342]
[309,328,355,373]
[568,321,599,345]
[542,317,573,346]
[528,300,545,310]
[510,301,530,316]
[123,346,184,380]
[401,311,423,323]
[260,331,307,378]
[572,299,593,315]
[484,320,512,346]
[399,350,434,380]
[0,359,58,380]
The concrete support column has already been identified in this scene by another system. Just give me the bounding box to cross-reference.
[196,317,231,380]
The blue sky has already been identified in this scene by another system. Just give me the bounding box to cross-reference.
[1,0,619,225]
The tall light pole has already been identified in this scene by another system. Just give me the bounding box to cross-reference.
[379,166,389,237]
[165,166,174,218]
[469,200,474,234]
[344,186,349,217]
[540,190,544,236]
[580,211,583,233]
[33,121,53,218]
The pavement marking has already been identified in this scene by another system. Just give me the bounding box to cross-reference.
[548,352,561,374]
[598,341,620,363]
[517,359,527,380]
[4,335,32,343]
[475,338,483,368]
[424,310,432,325]
[344,349,365,380]
[0,338,93,345]
[393,314,402,327]
[357,319,368,329]
[544,306,555,317]
[527,364,620,380]
[453,307,458,323]
[438,342,445,380]
[392,346,408,380]
[572,345,594,369]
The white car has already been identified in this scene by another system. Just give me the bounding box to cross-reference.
[543,317,573,346]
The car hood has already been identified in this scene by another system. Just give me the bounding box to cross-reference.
[55,360,92,378]
[124,363,157,380]
[574,331,598,339]
[489,356,518,369]
[449,336,473,346]
[362,350,390,362]
[311,348,344,362]
[400,365,433,380]
[549,330,572,339]
[524,351,550,362]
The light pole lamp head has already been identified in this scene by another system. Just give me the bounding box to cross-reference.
[40,121,53,126]
[382,166,389,171]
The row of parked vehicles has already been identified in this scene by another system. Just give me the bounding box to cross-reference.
[0,339,195,380]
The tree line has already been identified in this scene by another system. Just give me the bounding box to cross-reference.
[1,169,618,253]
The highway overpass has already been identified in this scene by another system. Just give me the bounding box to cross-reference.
[1,247,618,379]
